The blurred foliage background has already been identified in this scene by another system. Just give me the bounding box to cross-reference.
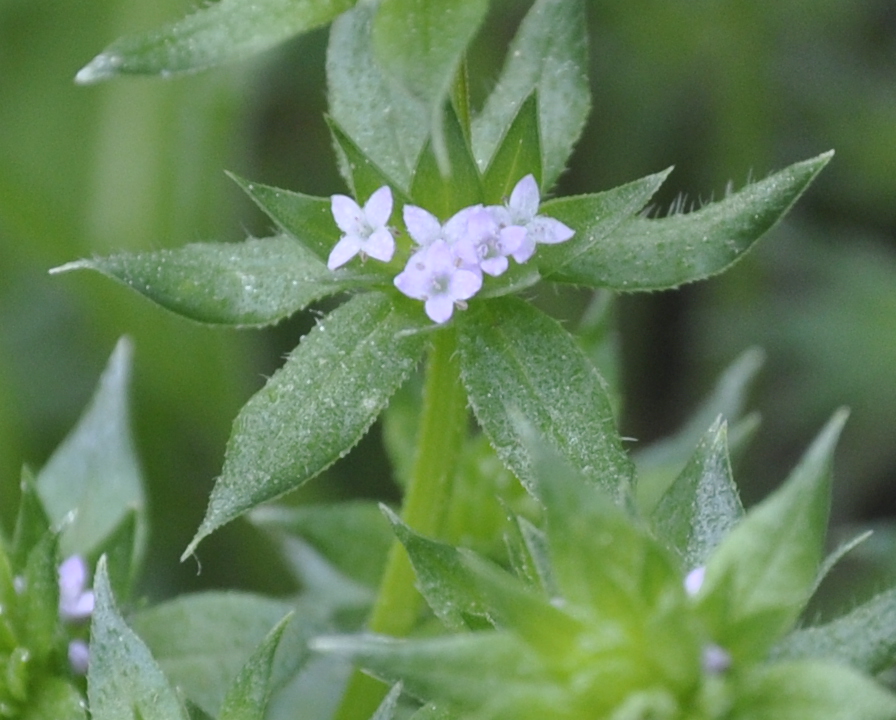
[1,0,895,610]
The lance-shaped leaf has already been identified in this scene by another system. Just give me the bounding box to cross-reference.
[772,586,896,674]
[328,119,411,208]
[228,176,339,264]
[410,104,483,220]
[11,467,50,571]
[21,678,87,720]
[732,661,896,720]
[550,151,834,290]
[482,94,543,205]
[458,297,634,504]
[651,417,744,570]
[696,410,847,663]
[35,338,145,560]
[20,530,59,655]
[477,168,669,300]
[381,506,487,631]
[132,593,317,717]
[472,0,589,189]
[218,613,293,720]
[327,2,428,192]
[184,293,427,557]
[88,557,189,720]
[52,236,359,328]
[311,632,553,709]
[75,0,356,83]
[372,0,489,169]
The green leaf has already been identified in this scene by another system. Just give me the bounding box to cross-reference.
[328,119,410,206]
[381,506,487,631]
[696,410,847,662]
[11,467,50,572]
[75,0,356,83]
[409,105,483,220]
[312,631,551,710]
[651,417,744,570]
[372,0,489,170]
[52,236,357,328]
[731,661,896,720]
[88,557,189,720]
[20,677,87,720]
[132,592,309,718]
[534,169,672,279]
[20,530,59,655]
[550,152,834,290]
[218,614,293,720]
[87,509,139,606]
[228,176,339,264]
[370,683,403,720]
[634,348,764,509]
[458,297,633,504]
[482,94,542,205]
[327,2,428,192]
[184,293,427,557]
[249,501,394,589]
[472,0,589,189]
[34,338,144,560]
[772,586,896,675]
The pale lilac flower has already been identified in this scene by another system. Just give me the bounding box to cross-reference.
[394,240,482,323]
[68,639,90,674]
[701,643,731,674]
[491,174,575,264]
[58,555,95,622]
[464,206,526,277]
[328,186,395,270]
[684,566,705,596]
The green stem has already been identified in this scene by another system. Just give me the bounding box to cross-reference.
[336,327,468,719]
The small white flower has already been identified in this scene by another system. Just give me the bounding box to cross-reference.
[464,206,526,277]
[394,240,483,323]
[328,185,396,270]
[684,566,705,596]
[58,555,95,622]
[492,174,575,264]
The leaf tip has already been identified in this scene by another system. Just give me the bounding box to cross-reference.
[49,259,92,275]
[74,52,124,85]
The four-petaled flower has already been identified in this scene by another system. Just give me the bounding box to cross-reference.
[393,240,482,324]
[491,174,575,264]
[331,177,575,322]
[328,185,396,270]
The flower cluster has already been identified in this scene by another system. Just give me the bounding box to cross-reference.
[327,175,575,323]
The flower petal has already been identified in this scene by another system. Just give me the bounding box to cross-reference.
[425,295,455,323]
[508,174,540,222]
[404,205,442,246]
[364,227,396,262]
[529,215,575,245]
[331,194,365,235]
[327,235,361,270]
[450,268,483,300]
[363,185,393,227]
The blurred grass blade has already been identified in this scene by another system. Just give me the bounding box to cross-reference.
[76,0,356,83]
[551,152,834,290]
